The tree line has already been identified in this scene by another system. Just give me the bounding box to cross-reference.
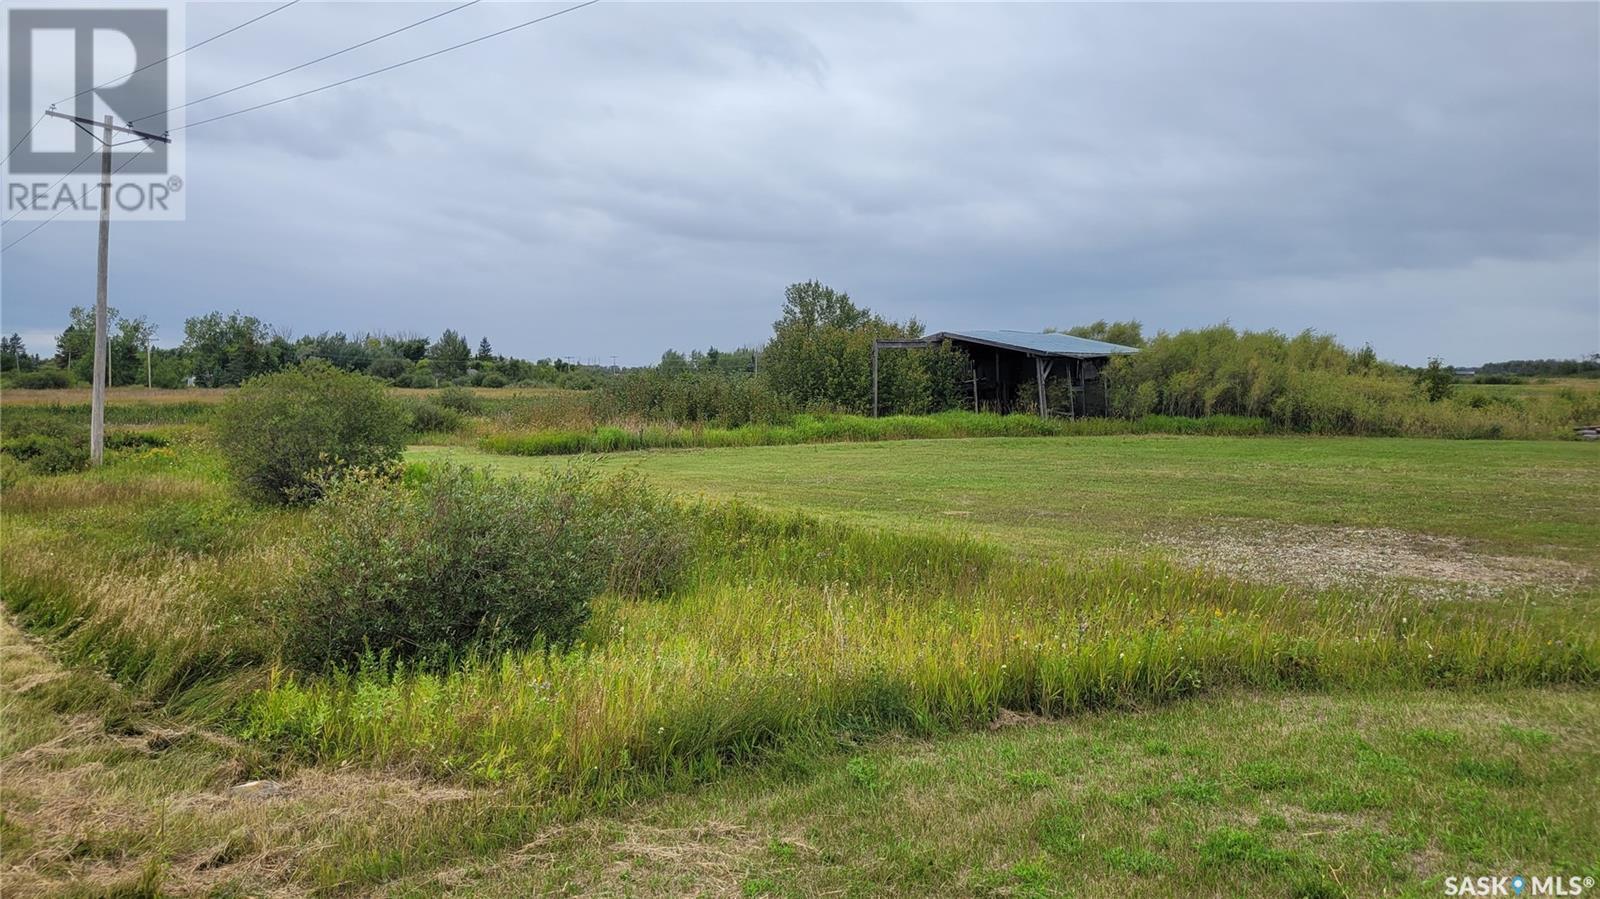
[2,309,613,390]
[601,281,1599,438]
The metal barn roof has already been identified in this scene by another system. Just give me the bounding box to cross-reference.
[927,329,1140,358]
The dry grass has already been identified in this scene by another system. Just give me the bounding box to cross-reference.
[0,614,510,897]
[0,474,213,515]
[0,387,235,407]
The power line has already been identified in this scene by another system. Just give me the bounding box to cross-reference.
[2,148,100,226]
[0,148,145,253]
[56,0,303,106]
[173,0,600,133]
[1,111,46,166]
[131,0,484,125]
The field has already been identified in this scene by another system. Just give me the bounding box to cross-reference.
[417,436,1600,584]
[2,390,1597,897]
[1458,377,1600,401]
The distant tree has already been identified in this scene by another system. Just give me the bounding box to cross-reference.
[295,332,372,372]
[659,349,689,375]
[56,305,118,372]
[0,333,36,372]
[1477,356,1600,378]
[184,311,282,387]
[110,316,157,386]
[476,337,494,362]
[429,329,471,378]
[762,280,964,414]
[776,280,873,332]
[368,356,411,380]
[1059,320,1145,348]
[144,347,190,389]
[1414,357,1456,403]
[498,358,533,383]
[388,335,430,362]
[1352,343,1379,373]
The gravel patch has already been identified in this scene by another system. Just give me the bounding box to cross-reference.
[1152,521,1591,599]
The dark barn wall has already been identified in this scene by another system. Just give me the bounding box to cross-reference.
[951,340,1112,417]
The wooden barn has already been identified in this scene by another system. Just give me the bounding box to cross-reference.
[873,329,1139,419]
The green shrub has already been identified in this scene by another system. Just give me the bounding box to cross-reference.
[435,385,486,416]
[105,430,170,450]
[1472,373,1525,385]
[1414,358,1456,402]
[596,370,794,427]
[367,357,411,381]
[281,464,688,670]
[7,367,72,389]
[394,370,435,388]
[408,401,463,434]
[1,433,89,474]
[214,360,409,504]
[480,372,508,388]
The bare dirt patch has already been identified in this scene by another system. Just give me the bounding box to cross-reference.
[1151,521,1591,598]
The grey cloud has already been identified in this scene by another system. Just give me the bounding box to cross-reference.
[2,1,1595,366]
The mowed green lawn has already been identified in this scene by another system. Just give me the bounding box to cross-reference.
[433,689,1600,898]
[414,436,1600,563]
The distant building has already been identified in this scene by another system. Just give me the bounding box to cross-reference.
[873,329,1140,418]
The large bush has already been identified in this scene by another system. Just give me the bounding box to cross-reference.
[280,465,688,670]
[215,360,408,504]
[407,400,463,434]
[6,367,72,389]
[434,384,486,415]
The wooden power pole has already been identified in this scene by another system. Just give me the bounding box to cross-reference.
[44,110,170,464]
[90,115,111,465]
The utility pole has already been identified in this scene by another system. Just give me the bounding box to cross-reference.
[146,341,152,389]
[871,342,878,418]
[44,110,170,464]
[91,114,111,464]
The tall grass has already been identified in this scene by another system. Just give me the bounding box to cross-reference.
[0,453,298,714]
[241,554,1596,798]
[0,400,216,431]
[480,412,1269,456]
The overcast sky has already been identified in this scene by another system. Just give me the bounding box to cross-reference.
[2,1,1596,365]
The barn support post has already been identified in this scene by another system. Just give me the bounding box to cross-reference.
[1076,360,1086,419]
[872,342,880,418]
[1035,355,1053,419]
[995,351,1002,412]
